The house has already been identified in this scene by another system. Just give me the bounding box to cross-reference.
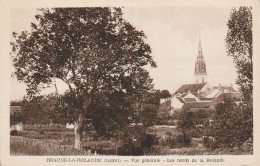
[205,84,236,99]
[183,101,213,111]
[171,96,184,111]
[158,39,242,118]
[211,92,242,107]
[214,92,242,102]
[180,92,200,102]
[175,83,209,97]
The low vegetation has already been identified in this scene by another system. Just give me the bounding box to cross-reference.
[10,121,253,155]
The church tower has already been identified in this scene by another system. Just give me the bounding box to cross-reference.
[194,39,207,83]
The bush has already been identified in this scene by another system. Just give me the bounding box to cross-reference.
[10,130,18,136]
[202,136,217,150]
[148,145,170,155]
[117,126,157,155]
[117,143,144,156]
[160,134,191,148]
[141,134,157,148]
[38,131,44,135]
[210,98,253,148]
[91,91,131,138]
[188,128,202,138]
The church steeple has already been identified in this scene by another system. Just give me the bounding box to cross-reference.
[194,38,207,83]
[198,39,203,57]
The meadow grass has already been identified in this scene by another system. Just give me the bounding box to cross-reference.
[10,141,47,155]
[10,126,252,156]
[10,140,90,156]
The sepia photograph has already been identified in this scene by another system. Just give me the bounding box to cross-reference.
[1,1,259,165]
[8,6,253,156]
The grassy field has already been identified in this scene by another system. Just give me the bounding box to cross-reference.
[11,139,252,156]
[10,127,119,155]
[10,125,253,155]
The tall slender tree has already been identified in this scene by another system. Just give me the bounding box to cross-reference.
[11,8,156,149]
[226,7,253,102]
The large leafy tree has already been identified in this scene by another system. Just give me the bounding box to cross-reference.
[11,8,156,149]
[226,7,252,102]
[211,97,253,148]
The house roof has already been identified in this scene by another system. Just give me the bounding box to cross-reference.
[213,92,242,103]
[183,98,196,103]
[175,83,207,94]
[183,101,212,109]
[176,97,185,103]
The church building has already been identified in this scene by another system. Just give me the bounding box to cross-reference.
[174,39,210,98]
[158,38,241,116]
[194,39,207,84]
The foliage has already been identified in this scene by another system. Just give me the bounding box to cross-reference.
[147,145,170,155]
[10,100,25,125]
[10,93,82,125]
[91,91,131,137]
[176,107,196,147]
[10,94,72,125]
[11,8,156,148]
[160,132,191,148]
[10,111,24,126]
[226,7,253,101]
[188,128,202,138]
[139,90,160,127]
[202,136,216,150]
[177,106,196,131]
[210,97,253,148]
[160,90,171,99]
[178,106,213,140]
[208,6,254,149]
[38,130,45,135]
[55,92,81,124]
[10,130,18,136]
[10,100,23,106]
[140,104,158,126]
[116,124,158,155]
[11,7,156,104]
[10,7,156,116]
[90,89,160,136]
[140,134,157,149]
[117,125,144,155]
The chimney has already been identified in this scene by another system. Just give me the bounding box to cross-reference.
[218,84,224,92]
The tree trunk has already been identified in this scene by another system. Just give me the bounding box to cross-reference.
[74,113,85,150]
[74,96,91,150]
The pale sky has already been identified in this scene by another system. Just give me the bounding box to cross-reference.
[9,7,238,101]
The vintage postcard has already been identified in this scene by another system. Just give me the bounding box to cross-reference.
[0,0,259,165]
